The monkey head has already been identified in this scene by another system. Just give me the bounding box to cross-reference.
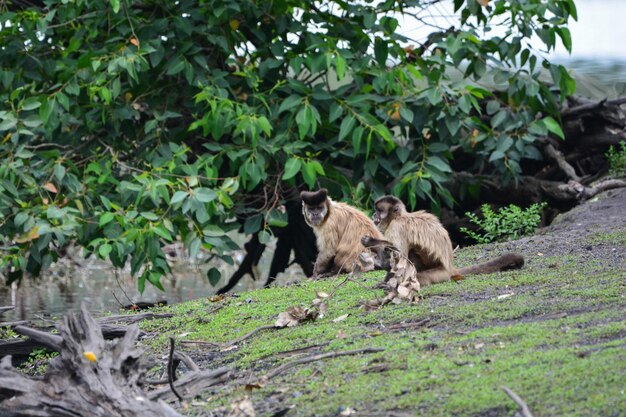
[373,195,406,231]
[300,189,330,227]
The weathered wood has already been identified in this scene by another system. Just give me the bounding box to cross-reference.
[544,143,582,182]
[0,324,145,364]
[0,303,185,417]
[97,312,174,326]
[559,179,626,200]
[0,311,171,362]
[147,367,231,403]
[562,96,626,118]
[0,307,15,316]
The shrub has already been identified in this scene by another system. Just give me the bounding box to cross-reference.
[461,203,546,244]
[606,142,626,177]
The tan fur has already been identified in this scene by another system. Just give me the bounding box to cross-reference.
[302,190,384,277]
[373,196,524,286]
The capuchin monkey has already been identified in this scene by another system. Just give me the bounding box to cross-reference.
[363,195,524,286]
[300,189,386,277]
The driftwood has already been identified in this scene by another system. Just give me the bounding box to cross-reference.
[0,303,185,417]
[0,312,174,363]
[558,179,626,200]
[0,307,14,317]
[148,366,231,403]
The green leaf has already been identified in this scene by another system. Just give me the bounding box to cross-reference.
[295,106,310,139]
[268,209,288,227]
[207,267,221,286]
[0,116,16,132]
[53,164,66,181]
[166,57,186,75]
[148,272,165,291]
[140,211,159,221]
[15,212,29,228]
[22,98,41,111]
[329,103,343,123]
[257,116,272,136]
[399,107,413,123]
[138,272,146,294]
[491,110,508,129]
[282,158,302,180]
[486,100,500,115]
[426,155,451,173]
[111,0,120,13]
[244,215,263,234]
[278,95,302,114]
[99,212,115,226]
[46,205,65,219]
[194,188,217,202]
[309,160,325,175]
[543,116,565,139]
[202,225,225,236]
[171,191,188,205]
[374,37,388,66]
[39,98,56,125]
[153,225,173,241]
[489,150,505,162]
[338,115,356,141]
[99,243,113,258]
[258,230,271,244]
[188,237,202,259]
[302,162,317,188]
[335,53,346,80]
[558,27,572,53]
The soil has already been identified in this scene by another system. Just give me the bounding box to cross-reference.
[476,187,626,272]
[177,189,625,416]
[5,188,625,417]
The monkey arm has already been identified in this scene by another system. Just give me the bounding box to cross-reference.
[361,235,394,270]
[313,251,335,277]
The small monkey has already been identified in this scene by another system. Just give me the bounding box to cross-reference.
[366,195,524,286]
[300,189,385,277]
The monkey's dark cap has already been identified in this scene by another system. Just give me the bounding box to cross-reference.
[375,195,403,205]
[300,189,328,205]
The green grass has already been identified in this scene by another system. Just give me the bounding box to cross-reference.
[139,232,626,417]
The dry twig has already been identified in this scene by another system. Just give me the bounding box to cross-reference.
[501,386,535,417]
[264,347,384,379]
[168,337,184,403]
[181,324,276,349]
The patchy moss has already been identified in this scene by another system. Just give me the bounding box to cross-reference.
[138,228,626,417]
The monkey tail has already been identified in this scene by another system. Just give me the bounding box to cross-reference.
[457,252,524,275]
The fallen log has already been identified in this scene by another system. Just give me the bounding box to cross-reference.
[0,307,14,316]
[0,303,184,417]
[0,312,174,362]
[558,179,626,200]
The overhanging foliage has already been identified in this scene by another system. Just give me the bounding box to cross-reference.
[0,0,576,288]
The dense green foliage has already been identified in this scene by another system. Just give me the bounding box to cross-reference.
[460,202,546,243]
[0,0,576,288]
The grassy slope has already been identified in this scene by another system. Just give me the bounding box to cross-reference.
[141,229,626,417]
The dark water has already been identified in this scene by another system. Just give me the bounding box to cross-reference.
[0,245,303,322]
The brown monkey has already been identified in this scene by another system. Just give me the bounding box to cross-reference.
[301,189,385,277]
[366,195,524,286]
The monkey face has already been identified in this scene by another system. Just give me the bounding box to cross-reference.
[372,204,388,227]
[302,203,328,227]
